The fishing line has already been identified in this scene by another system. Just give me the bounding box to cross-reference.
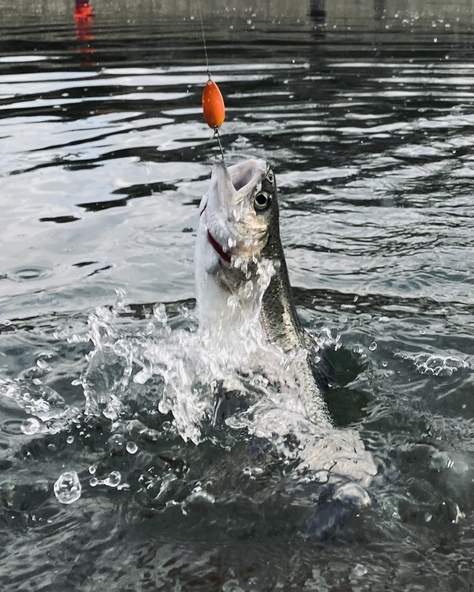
[198,2,211,80]
[198,3,225,161]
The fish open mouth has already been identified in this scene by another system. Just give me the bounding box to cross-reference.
[201,159,267,265]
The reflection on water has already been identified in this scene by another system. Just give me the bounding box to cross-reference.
[1,0,474,28]
[1,0,474,590]
[74,0,95,64]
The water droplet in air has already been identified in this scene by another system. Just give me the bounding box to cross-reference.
[153,303,167,325]
[126,441,138,455]
[104,471,121,488]
[21,418,40,435]
[54,471,82,504]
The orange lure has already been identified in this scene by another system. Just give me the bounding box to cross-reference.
[202,79,225,129]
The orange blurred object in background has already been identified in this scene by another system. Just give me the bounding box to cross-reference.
[202,79,225,128]
[74,0,94,22]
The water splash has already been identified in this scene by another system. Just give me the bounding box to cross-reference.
[0,374,80,434]
[396,351,469,376]
[70,291,377,491]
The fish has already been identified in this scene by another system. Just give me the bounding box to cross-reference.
[195,159,378,534]
[195,158,331,426]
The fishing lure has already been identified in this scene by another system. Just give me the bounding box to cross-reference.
[202,78,225,129]
[199,5,225,159]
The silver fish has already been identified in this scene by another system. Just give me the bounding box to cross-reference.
[195,158,331,425]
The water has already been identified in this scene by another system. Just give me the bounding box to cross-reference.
[1,0,474,589]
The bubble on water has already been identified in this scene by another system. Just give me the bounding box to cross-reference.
[21,417,41,435]
[89,464,97,475]
[89,477,99,487]
[104,471,121,488]
[369,342,377,351]
[54,471,82,504]
[351,564,368,578]
[126,441,138,455]
[66,435,74,444]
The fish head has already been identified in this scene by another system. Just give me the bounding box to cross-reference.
[198,158,278,271]
[195,158,279,327]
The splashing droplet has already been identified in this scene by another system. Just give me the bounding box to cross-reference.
[54,471,82,504]
[21,417,41,435]
[126,441,138,455]
[104,471,121,488]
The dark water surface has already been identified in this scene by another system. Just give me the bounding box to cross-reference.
[1,0,474,590]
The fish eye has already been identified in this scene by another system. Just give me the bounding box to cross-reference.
[254,191,272,212]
